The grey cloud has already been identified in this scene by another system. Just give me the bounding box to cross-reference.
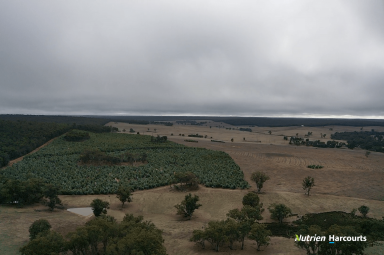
[0,1,383,117]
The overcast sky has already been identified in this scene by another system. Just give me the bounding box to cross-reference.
[1,1,383,118]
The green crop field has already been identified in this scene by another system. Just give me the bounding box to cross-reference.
[2,132,249,194]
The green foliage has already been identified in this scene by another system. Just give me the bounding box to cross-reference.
[188,134,203,138]
[268,203,292,223]
[29,219,52,240]
[302,176,315,196]
[250,171,270,193]
[184,139,198,143]
[20,230,65,255]
[295,225,323,254]
[0,120,70,167]
[242,192,261,208]
[49,214,167,255]
[43,184,62,211]
[2,132,249,194]
[150,135,167,143]
[91,199,110,217]
[358,205,369,217]
[63,130,90,142]
[307,165,323,169]
[248,223,271,251]
[175,193,202,220]
[116,186,133,208]
[171,171,199,191]
[0,178,45,206]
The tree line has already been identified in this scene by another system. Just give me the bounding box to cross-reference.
[331,131,384,152]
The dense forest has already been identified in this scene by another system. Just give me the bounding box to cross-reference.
[86,115,384,127]
[331,131,384,152]
[0,119,115,168]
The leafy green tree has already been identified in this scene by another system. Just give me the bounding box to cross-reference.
[268,203,292,223]
[175,193,202,220]
[227,205,263,249]
[224,219,240,250]
[29,219,52,240]
[107,214,167,255]
[90,199,110,217]
[242,192,261,208]
[295,225,323,255]
[190,229,206,249]
[20,231,65,255]
[319,224,367,255]
[250,171,270,193]
[248,223,271,251]
[43,184,62,212]
[116,186,133,208]
[203,220,228,252]
[358,205,369,217]
[302,176,315,196]
[66,227,90,255]
[172,171,199,190]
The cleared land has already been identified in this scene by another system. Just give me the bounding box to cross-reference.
[1,122,384,254]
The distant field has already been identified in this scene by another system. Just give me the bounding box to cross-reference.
[2,131,249,194]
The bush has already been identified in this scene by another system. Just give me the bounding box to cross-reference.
[29,219,52,240]
[63,130,90,142]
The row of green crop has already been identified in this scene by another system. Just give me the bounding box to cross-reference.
[2,133,250,194]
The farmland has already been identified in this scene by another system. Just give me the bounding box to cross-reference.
[1,131,249,195]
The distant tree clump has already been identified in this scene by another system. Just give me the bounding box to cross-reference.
[63,130,90,142]
[22,214,167,255]
[251,171,270,193]
[171,171,199,191]
[151,135,167,143]
[175,193,202,220]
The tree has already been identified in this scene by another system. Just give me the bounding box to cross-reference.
[358,205,369,217]
[231,138,234,142]
[20,230,65,255]
[251,171,270,193]
[116,186,133,208]
[248,223,271,251]
[175,193,202,220]
[43,184,62,212]
[29,219,52,240]
[365,151,371,158]
[227,205,263,249]
[268,130,272,135]
[202,220,228,252]
[242,192,261,208]
[295,225,323,255]
[320,224,367,254]
[171,171,199,191]
[302,176,315,196]
[91,199,110,217]
[268,203,291,223]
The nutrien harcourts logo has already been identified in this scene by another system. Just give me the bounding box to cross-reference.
[295,234,366,243]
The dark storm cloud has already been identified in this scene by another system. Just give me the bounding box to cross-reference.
[0,0,383,117]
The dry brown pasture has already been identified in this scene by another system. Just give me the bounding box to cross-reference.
[1,122,384,254]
